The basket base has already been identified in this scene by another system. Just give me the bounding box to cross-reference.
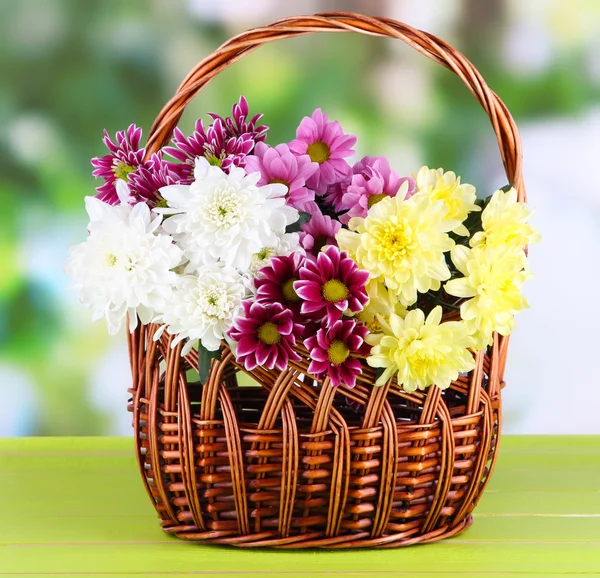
[165,515,473,549]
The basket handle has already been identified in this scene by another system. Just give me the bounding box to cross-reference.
[145,11,525,202]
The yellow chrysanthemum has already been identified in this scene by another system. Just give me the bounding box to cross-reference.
[445,244,532,349]
[336,193,457,306]
[356,278,407,333]
[366,306,476,391]
[416,166,480,236]
[470,187,540,249]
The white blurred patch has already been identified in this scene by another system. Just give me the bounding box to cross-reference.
[88,340,133,436]
[6,115,60,166]
[502,19,554,75]
[186,0,317,26]
[485,108,600,433]
[8,0,66,56]
[0,364,40,436]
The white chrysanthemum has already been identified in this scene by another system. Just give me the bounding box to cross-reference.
[159,158,299,269]
[249,232,303,275]
[65,198,183,335]
[155,263,248,353]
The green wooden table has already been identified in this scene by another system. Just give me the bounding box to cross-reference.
[0,436,599,577]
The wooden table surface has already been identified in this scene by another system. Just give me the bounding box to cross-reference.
[0,436,599,577]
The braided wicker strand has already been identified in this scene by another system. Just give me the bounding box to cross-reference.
[127,12,517,548]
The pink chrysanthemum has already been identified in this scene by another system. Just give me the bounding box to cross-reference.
[339,156,416,224]
[323,180,350,213]
[91,124,146,204]
[244,142,318,211]
[299,203,341,259]
[255,253,306,315]
[289,109,356,193]
[295,245,369,324]
[127,154,181,206]
[305,318,370,387]
[228,301,301,372]
[164,98,266,182]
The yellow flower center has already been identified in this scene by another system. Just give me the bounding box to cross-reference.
[328,340,350,365]
[282,278,300,303]
[377,222,412,260]
[307,141,330,164]
[322,279,349,303]
[106,253,117,267]
[258,322,281,345]
[269,178,290,189]
[113,161,135,181]
[367,193,387,209]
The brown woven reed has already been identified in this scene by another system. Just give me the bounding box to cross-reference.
[127,12,524,549]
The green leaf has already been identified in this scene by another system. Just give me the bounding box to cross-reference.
[285,211,312,234]
[499,181,516,194]
[375,367,387,383]
[198,344,222,385]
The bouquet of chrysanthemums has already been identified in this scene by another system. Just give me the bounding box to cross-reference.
[65,97,539,392]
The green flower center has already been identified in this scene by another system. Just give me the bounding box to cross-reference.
[282,278,300,303]
[256,247,275,261]
[322,279,349,303]
[307,141,330,164]
[258,322,281,345]
[367,193,387,209]
[113,161,135,181]
[328,340,350,365]
[205,153,223,167]
[155,197,169,209]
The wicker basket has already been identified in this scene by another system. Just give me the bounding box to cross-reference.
[127,12,524,549]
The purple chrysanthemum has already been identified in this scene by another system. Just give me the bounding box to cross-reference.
[289,109,356,193]
[91,124,146,205]
[164,97,267,182]
[255,253,306,315]
[127,153,181,206]
[299,203,341,259]
[228,301,302,372]
[295,245,369,325]
[339,156,416,224]
[305,318,370,387]
[244,142,318,211]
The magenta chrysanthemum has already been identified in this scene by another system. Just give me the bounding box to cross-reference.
[91,124,146,204]
[255,253,306,314]
[208,96,268,142]
[244,142,318,211]
[164,98,267,182]
[295,245,369,324]
[299,203,341,259]
[228,301,301,372]
[289,109,356,193]
[339,156,416,224]
[127,154,181,206]
[305,318,369,387]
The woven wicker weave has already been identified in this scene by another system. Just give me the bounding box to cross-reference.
[127,12,525,549]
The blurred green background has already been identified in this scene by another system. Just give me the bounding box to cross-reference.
[1,0,599,436]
